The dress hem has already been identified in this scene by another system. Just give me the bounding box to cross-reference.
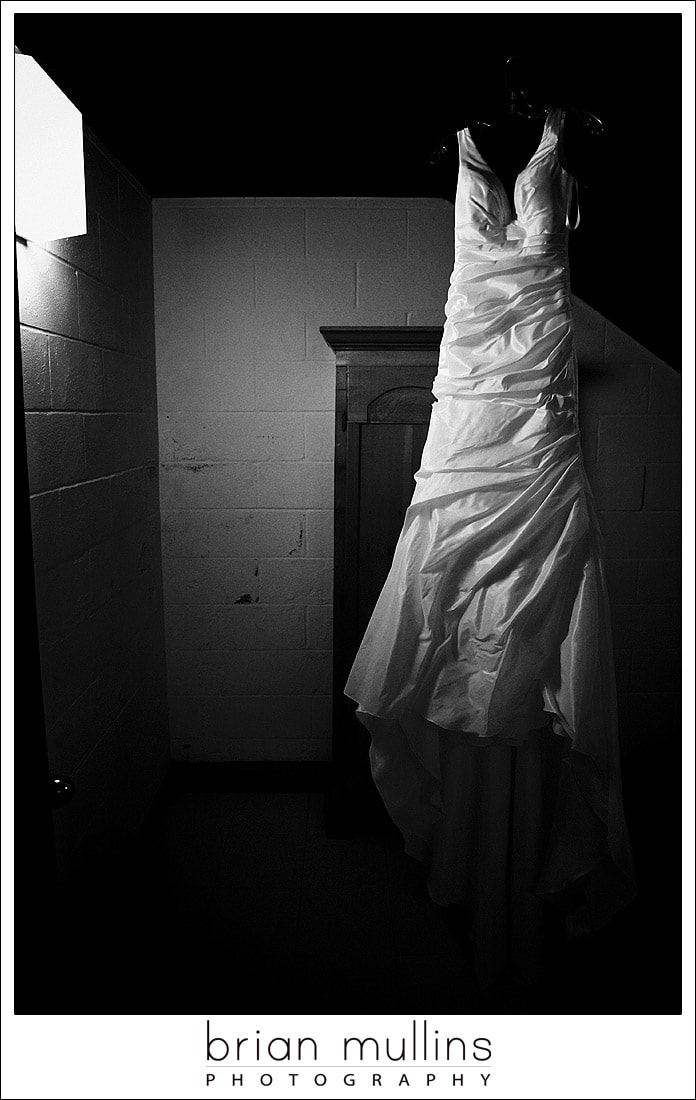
[346,692,638,955]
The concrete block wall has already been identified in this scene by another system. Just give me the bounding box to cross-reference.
[572,297,681,762]
[153,197,453,762]
[18,130,169,884]
[153,197,680,764]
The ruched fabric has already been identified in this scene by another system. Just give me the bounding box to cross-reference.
[343,107,637,989]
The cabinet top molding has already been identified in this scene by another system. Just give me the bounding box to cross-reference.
[320,326,444,352]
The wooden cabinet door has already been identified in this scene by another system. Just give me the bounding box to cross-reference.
[320,328,441,831]
[358,419,431,638]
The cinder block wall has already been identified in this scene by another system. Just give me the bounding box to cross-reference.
[18,130,169,884]
[573,297,681,763]
[153,198,452,762]
[153,197,680,764]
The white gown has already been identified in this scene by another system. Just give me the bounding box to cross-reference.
[343,107,638,989]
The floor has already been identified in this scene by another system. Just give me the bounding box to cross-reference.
[51,762,679,1015]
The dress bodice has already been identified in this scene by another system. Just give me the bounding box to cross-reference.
[433,109,582,406]
[455,107,580,251]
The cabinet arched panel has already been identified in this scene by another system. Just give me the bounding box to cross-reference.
[367,386,436,424]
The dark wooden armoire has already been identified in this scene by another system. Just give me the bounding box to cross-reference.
[320,327,443,834]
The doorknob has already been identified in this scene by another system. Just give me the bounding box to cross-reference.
[49,776,75,808]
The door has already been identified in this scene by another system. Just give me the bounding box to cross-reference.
[321,327,441,833]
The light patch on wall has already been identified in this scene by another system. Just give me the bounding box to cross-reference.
[14,53,86,243]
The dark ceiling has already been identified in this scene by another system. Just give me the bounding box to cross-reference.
[14,13,683,368]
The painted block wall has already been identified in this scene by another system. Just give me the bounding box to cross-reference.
[18,130,169,884]
[153,197,681,765]
[573,296,681,764]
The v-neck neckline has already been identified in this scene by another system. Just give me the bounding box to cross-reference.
[462,107,555,222]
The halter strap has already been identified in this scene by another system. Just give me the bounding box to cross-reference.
[559,109,581,230]
[565,174,581,230]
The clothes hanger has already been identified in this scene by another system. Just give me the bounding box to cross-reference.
[428,55,605,166]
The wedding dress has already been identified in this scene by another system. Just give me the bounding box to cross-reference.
[343,106,637,990]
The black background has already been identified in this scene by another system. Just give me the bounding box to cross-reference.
[14,12,683,370]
